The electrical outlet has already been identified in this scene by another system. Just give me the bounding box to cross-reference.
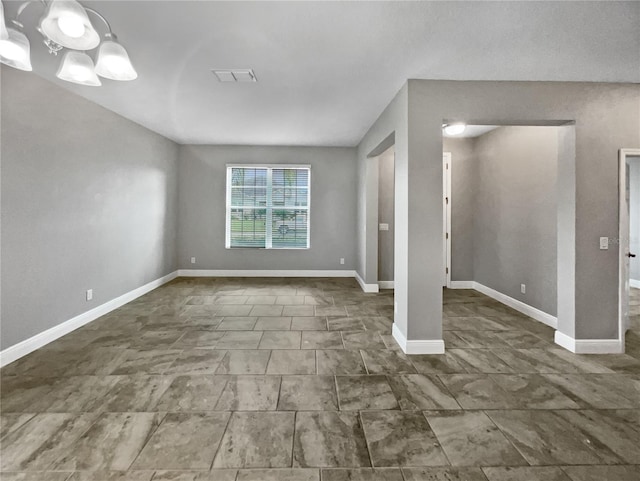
[340,258,345,265]
[599,237,609,250]
[86,289,93,301]
[191,256,196,264]
[521,284,526,294]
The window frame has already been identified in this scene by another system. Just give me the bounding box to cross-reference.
[225,164,311,249]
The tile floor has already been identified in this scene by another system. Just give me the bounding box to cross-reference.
[1,278,639,481]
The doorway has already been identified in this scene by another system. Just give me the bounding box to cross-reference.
[378,146,395,289]
[443,152,451,288]
[619,149,640,348]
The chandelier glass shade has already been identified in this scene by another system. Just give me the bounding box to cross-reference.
[40,0,99,50]
[0,0,8,40]
[0,0,136,86]
[56,50,100,85]
[0,27,32,71]
[95,36,137,80]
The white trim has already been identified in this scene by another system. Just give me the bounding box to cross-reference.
[225,166,232,248]
[178,269,356,278]
[180,269,377,293]
[355,271,379,293]
[619,149,640,341]
[226,163,311,169]
[443,152,452,288]
[0,271,179,368]
[378,281,394,289]
[472,282,558,329]
[392,324,445,354]
[449,281,474,289]
[630,279,640,289]
[554,331,624,354]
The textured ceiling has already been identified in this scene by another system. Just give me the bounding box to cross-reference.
[5,0,640,146]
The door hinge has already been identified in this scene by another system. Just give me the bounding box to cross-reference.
[446,267,449,274]
[446,232,449,239]
[446,197,449,205]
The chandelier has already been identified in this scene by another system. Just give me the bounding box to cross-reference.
[0,0,137,86]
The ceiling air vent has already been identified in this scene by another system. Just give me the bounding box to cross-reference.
[212,69,257,82]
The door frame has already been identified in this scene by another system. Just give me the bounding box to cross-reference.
[443,152,452,288]
[619,148,640,347]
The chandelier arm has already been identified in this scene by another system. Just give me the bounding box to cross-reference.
[83,7,112,35]
[15,0,46,20]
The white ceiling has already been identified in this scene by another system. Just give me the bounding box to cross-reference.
[6,1,640,146]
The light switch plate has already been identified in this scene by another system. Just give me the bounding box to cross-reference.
[599,237,609,250]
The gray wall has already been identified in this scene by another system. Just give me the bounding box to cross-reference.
[358,80,639,342]
[629,157,640,280]
[177,145,357,271]
[445,128,559,316]
[473,127,558,316]
[443,138,476,282]
[378,146,395,282]
[1,68,179,350]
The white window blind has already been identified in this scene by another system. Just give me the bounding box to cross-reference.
[226,165,310,249]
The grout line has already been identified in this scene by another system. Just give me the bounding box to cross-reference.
[433,373,464,410]
[358,410,376,469]
[264,349,274,375]
[421,410,454,467]
[314,349,318,375]
[275,374,284,411]
[359,349,370,375]
[126,410,169,470]
[209,409,234,471]
[482,409,533,466]
[290,410,297,468]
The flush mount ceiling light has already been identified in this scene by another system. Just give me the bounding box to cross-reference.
[0,0,137,86]
[443,123,466,136]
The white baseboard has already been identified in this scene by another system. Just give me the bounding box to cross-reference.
[0,271,179,368]
[554,331,623,354]
[630,279,640,289]
[472,282,558,329]
[355,271,379,293]
[449,281,474,289]
[392,324,445,354]
[179,268,376,294]
[178,269,356,278]
[378,281,394,289]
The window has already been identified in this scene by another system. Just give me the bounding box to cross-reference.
[226,165,310,249]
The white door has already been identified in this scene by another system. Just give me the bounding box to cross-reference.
[443,153,451,287]
[623,162,631,331]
